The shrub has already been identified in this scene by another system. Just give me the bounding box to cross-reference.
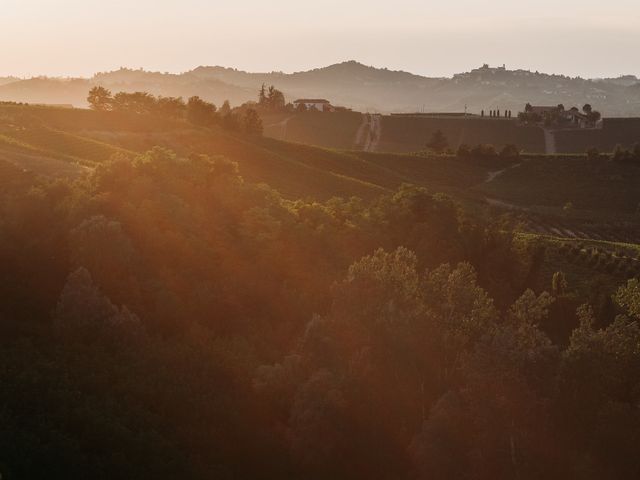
[500,144,520,159]
[471,144,498,158]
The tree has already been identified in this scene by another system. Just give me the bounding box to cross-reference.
[615,278,640,319]
[155,96,186,119]
[612,144,631,163]
[427,130,449,153]
[582,104,593,115]
[243,109,263,135]
[470,144,498,158]
[267,86,286,111]
[222,112,239,131]
[586,146,600,162]
[55,267,142,345]
[588,110,601,124]
[500,144,520,159]
[219,99,232,116]
[112,91,157,115]
[258,84,267,106]
[187,96,217,126]
[87,86,113,111]
[456,144,471,158]
[552,271,568,296]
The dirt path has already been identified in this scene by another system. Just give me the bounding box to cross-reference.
[265,116,295,141]
[354,114,382,152]
[484,162,523,183]
[543,129,557,154]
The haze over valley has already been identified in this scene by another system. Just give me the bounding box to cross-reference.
[3,2,640,479]
[3,61,640,116]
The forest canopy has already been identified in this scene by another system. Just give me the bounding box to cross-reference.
[0,144,639,479]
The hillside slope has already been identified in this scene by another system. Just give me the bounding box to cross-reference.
[3,62,640,115]
[0,105,489,201]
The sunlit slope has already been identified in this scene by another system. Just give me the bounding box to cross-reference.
[86,127,489,200]
[0,105,490,200]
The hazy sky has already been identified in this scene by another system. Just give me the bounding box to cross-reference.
[2,0,640,78]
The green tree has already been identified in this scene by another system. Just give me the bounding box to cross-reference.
[112,91,157,115]
[500,144,520,159]
[456,144,471,157]
[87,86,113,111]
[243,109,263,135]
[552,271,569,296]
[187,96,217,126]
[258,84,267,105]
[219,99,232,116]
[267,86,286,111]
[586,146,600,163]
[155,96,186,119]
[427,130,449,153]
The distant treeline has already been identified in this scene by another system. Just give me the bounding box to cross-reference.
[87,86,263,135]
[426,129,521,160]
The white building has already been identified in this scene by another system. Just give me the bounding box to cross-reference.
[293,99,333,112]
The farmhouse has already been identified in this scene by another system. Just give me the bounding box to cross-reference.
[520,103,599,129]
[565,107,589,128]
[293,98,334,112]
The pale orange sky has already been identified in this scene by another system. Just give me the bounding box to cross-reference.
[2,0,640,78]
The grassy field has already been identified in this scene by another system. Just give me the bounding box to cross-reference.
[262,113,548,154]
[262,110,363,149]
[83,128,491,201]
[477,155,640,213]
[378,115,546,153]
[555,118,640,153]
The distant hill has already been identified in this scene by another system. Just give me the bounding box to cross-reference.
[2,62,640,115]
[0,77,19,87]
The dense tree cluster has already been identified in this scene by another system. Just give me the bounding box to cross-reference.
[87,87,263,135]
[258,84,286,111]
[0,146,639,479]
[519,103,601,128]
[612,143,640,164]
[426,130,449,153]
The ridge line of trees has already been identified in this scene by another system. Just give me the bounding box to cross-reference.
[87,86,263,135]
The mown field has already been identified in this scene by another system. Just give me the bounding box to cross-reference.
[262,110,363,149]
[555,118,640,153]
[378,115,546,153]
[477,155,640,213]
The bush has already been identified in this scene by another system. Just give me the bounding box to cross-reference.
[471,144,498,158]
[586,147,600,163]
[456,144,471,158]
[500,144,520,159]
